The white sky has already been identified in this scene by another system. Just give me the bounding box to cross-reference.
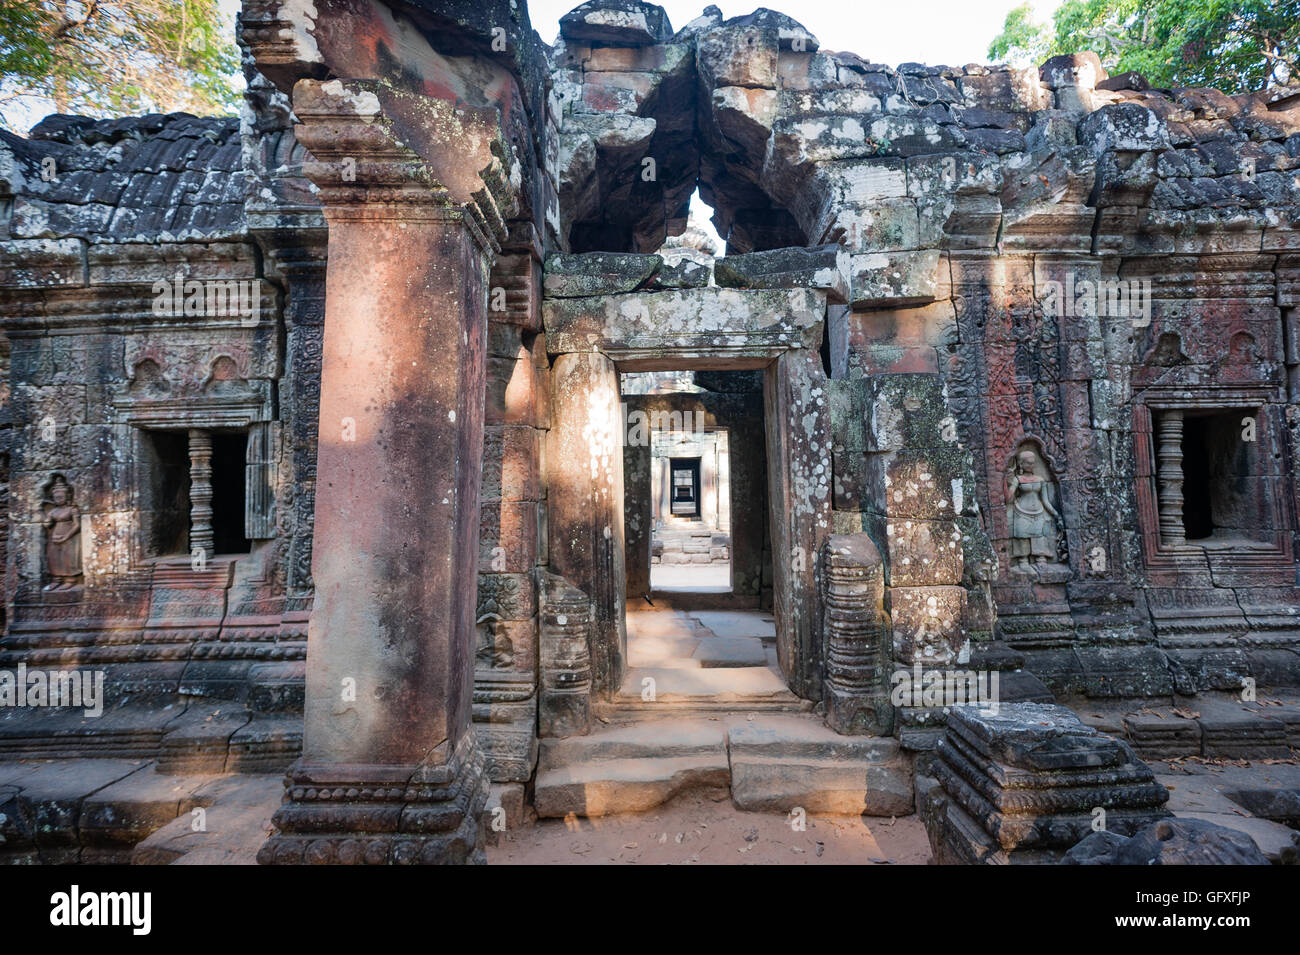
[527,0,1062,67]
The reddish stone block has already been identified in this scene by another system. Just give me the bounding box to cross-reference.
[481,426,541,502]
[479,501,539,574]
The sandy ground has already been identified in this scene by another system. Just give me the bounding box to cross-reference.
[486,791,932,865]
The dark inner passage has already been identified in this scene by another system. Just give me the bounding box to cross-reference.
[1182,409,1262,543]
[1182,416,1214,540]
[212,432,250,555]
[144,429,190,557]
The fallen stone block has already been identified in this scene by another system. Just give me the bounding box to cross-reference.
[924,703,1171,864]
[714,244,848,303]
[1064,817,1270,865]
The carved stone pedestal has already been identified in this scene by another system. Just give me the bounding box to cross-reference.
[923,703,1171,864]
[257,732,487,865]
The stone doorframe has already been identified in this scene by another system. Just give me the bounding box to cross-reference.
[543,286,833,701]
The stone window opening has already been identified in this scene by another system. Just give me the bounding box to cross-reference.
[1155,407,1268,548]
[140,427,252,560]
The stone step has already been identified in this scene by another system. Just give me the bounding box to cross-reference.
[692,635,768,668]
[615,665,800,704]
[131,774,283,864]
[727,714,914,816]
[0,758,219,864]
[596,699,815,720]
[539,718,725,767]
[0,705,173,760]
[534,755,730,818]
[0,703,302,771]
[1079,691,1300,760]
[535,713,914,819]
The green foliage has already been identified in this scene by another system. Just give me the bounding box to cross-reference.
[987,3,1051,68]
[988,0,1299,92]
[0,0,240,125]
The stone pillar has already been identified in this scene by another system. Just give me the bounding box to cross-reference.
[547,352,626,697]
[765,350,832,699]
[717,430,731,535]
[1157,410,1185,547]
[538,572,593,737]
[701,435,718,529]
[650,456,662,527]
[187,429,214,561]
[258,79,510,865]
[821,534,892,735]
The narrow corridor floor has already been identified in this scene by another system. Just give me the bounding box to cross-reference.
[627,607,777,670]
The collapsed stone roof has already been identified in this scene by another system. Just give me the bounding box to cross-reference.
[0,1,1297,259]
[551,3,1300,255]
[0,112,245,243]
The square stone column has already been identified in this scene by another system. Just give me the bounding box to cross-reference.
[547,352,627,697]
[259,79,513,865]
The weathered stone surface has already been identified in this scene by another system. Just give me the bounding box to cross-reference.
[559,0,673,46]
[535,718,728,816]
[727,714,913,815]
[692,635,767,667]
[1064,817,1270,865]
[714,244,848,303]
[925,703,1172,864]
[850,251,944,308]
[543,252,662,297]
[4,0,1300,867]
[651,247,712,288]
[543,286,826,359]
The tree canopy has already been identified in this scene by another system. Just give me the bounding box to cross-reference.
[988,0,1299,92]
[0,0,240,128]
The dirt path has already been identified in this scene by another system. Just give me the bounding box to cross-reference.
[487,791,932,865]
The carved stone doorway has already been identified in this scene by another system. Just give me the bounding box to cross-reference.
[544,287,831,702]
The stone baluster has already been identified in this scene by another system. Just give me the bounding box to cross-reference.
[187,429,214,560]
[821,534,893,735]
[1156,410,1185,546]
[538,572,593,738]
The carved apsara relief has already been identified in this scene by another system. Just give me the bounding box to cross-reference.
[1005,440,1063,572]
[42,474,83,590]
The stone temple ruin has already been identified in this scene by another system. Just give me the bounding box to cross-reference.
[0,0,1298,865]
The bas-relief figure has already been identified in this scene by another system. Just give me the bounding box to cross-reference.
[475,612,514,669]
[1005,444,1062,571]
[42,474,82,590]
